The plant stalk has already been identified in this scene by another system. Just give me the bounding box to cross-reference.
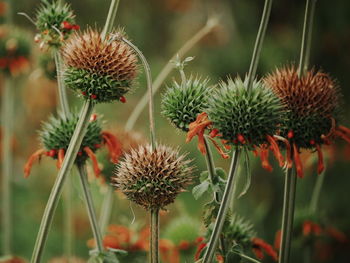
[54,50,70,115]
[278,166,297,263]
[99,186,114,234]
[150,208,160,263]
[1,78,14,255]
[202,150,241,263]
[309,169,325,214]
[247,0,273,91]
[102,0,120,40]
[77,164,104,252]
[30,100,94,263]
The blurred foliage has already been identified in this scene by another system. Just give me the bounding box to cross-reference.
[1,0,350,262]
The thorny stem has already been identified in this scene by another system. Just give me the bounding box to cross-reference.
[1,79,14,255]
[247,0,273,91]
[54,50,70,116]
[278,166,297,263]
[99,186,114,234]
[102,0,120,40]
[309,169,326,214]
[118,37,156,150]
[150,208,160,263]
[77,164,104,252]
[202,150,241,263]
[298,0,317,77]
[30,101,94,263]
[125,17,218,131]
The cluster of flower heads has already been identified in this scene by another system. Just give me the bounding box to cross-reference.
[34,0,79,49]
[0,26,31,76]
[195,214,278,262]
[24,113,120,178]
[111,144,194,210]
[62,29,138,103]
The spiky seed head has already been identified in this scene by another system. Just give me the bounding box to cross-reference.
[62,29,138,103]
[35,0,77,48]
[264,66,340,148]
[0,26,31,76]
[207,77,285,147]
[161,77,212,132]
[112,144,194,210]
[40,112,102,163]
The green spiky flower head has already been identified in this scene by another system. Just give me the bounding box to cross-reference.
[162,76,212,131]
[112,144,194,210]
[35,0,78,49]
[40,112,102,164]
[62,29,138,104]
[207,77,285,148]
[0,25,31,76]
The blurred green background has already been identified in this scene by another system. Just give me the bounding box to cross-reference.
[1,0,350,262]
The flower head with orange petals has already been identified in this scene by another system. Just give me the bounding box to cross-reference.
[265,66,350,177]
[24,113,120,178]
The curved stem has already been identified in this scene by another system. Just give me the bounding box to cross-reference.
[278,166,297,263]
[309,169,325,214]
[31,100,94,263]
[247,0,273,91]
[102,0,120,40]
[298,0,317,77]
[77,164,104,252]
[202,150,241,263]
[99,186,115,234]
[54,50,70,116]
[119,37,156,150]
[150,208,160,263]
[1,78,14,255]
[124,18,218,131]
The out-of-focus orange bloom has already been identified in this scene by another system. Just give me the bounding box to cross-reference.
[252,237,278,261]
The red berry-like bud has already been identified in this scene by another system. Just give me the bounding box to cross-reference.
[310,139,315,145]
[94,144,101,149]
[48,149,57,157]
[91,94,97,99]
[62,21,73,30]
[119,96,126,103]
[81,91,86,96]
[237,134,246,144]
[287,130,294,139]
[90,114,97,122]
[77,151,83,156]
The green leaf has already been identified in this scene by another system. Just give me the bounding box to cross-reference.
[238,149,252,198]
[200,170,209,182]
[192,180,210,200]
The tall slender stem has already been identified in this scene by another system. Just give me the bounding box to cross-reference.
[1,78,14,255]
[54,50,70,116]
[77,164,104,252]
[102,0,120,40]
[309,169,325,214]
[125,18,218,131]
[31,100,94,263]
[278,166,297,263]
[247,0,273,91]
[298,0,317,77]
[99,186,114,234]
[202,150,241,263]
[150,208,159,263]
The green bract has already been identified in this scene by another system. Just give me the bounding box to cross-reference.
[161,77,211,131]
[40,113,102,163]
[207,77,285,147]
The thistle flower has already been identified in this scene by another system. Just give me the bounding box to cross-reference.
[62,29,138,103]
[264,66,350,177]
[161,76,211,131]
[24,113,119,178]
[0,26,31,76]
[187,77,289,171]
[112,144,193,210]
[34,0,79,49]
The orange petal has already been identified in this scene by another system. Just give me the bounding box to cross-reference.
[260,147,273,172]
[102,131,122,163]
[252,247,264,260]
[274,230,281,250]
[197,134,207,155]
[338,125,350,136]
[315,144,325,174]
[325,227,348,243]
[56,149,65,169]
[194,242,207,261]
[303,221,313,236]
[267,135,284,167]
[84,147,101,177]
[208,137,229,159]
[252,237,278,261]
[273,135,293,168]
[23,149,46,178]
[293,143,304,178]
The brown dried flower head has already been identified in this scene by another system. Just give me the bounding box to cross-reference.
[112,144,194,210]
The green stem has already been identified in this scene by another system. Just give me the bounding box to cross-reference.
[54,50,70,116]
[309,169,325,214]
[102,0,120,40]
[77,164,104,252]
[99,186,115,234]
[1,78,14,255]
[124,18,218,131]
[298,0,317,77]
[247,0,273,91]
[150,208,159,263]
[202,150,241,263]
[238,253,261,263]
[30,100,94,263]
[62,177,73,261]
[278,166,297,263]
[5,0,13,25]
